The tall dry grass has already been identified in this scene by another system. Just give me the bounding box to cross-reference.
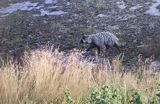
[0,48,159,104]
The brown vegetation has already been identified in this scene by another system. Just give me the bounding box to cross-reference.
[0,48,159,104]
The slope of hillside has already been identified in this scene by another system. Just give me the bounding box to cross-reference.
[0,0,160,65]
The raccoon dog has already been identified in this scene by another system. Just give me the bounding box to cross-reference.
[80,31,121,55]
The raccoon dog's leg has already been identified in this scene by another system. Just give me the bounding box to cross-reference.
[96,46,101,56]
[86,44,95,52]
[92,45,100,59]
[94,46,100,59]
[105,45,110,51]
[104,45,110,57]
[113,44,121,53]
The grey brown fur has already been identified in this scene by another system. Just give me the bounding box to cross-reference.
[80,31,120,55]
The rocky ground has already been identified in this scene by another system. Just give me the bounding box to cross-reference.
[0,0,160,66]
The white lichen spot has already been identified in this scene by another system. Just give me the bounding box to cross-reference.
[44,0,57,4]
[116,1,127,9]
[0,1,38,16]
[129,5,143,11]
[96,14,108,18]
[33,9,67,16]
[145,0,160,16]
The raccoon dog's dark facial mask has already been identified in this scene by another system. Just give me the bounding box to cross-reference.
[80,36,87,44]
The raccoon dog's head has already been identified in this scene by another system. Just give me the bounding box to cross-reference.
[80,35,91,44]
